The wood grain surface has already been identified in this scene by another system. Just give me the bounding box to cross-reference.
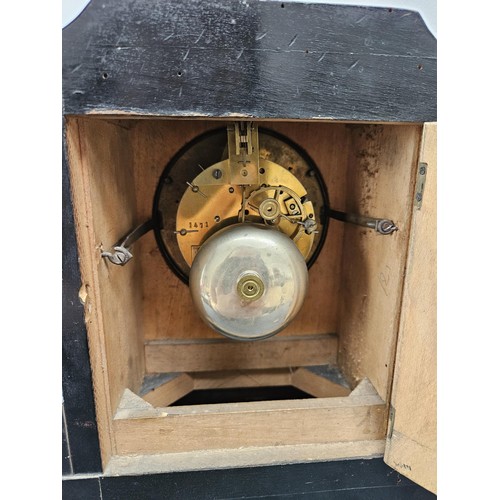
[337,124,422,401]
[130,120,348,341]
[145,334,338,373]
[113,393,385,455]
[384,123,436,493]
[62,0,436,122]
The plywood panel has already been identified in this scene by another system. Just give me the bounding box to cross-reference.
[384,123,436,493]
[338,124,422,401]
[130,121,349,340]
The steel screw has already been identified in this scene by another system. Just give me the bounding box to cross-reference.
[213,169,222,179]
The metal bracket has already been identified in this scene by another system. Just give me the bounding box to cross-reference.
[388,404,396,439]
[101,245,134,265]
[101,219,154,266]
[227,122,260,185]
[329,209,398,235]
[415,162,427,210]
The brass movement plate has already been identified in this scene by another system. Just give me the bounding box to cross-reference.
[154,126,329,283]
[176,157,316,267]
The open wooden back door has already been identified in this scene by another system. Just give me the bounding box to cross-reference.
[384,123,437,493]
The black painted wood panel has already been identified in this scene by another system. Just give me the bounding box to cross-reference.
[62,136,102,474]
[62,477,101,500]
[62,405,72,475]
[61,459,437,499]
[63,0,436,122]
[96,459,436,499]
[171,385,314,406]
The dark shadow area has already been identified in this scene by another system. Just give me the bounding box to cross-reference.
[171,385,314,406]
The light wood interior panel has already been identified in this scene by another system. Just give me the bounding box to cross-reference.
[291,367,351,398]
[337,124,422,400]
[191,369,293,390]
[67,118,421,403]
[145,334,338,373]
[130,120,349,341]
[66,116,427,473]
[105,440,386,476]
[384,123,436,493]
[65,117,147,463]
[113,393,385,455]
[142,373,194,407]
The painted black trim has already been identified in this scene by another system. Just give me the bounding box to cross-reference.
[63,0,436,122]
[62,131,102,474]
[62,458,437,499]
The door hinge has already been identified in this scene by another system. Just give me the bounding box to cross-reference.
[415,162,427,209]
[388,404,396,439]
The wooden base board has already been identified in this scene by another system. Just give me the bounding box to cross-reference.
[145,334,338,373]
[112,378,385,457]
[105,440,386,476]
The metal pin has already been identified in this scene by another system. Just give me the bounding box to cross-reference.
[281,214,304,225]
[247,202,260,212]
[174,228,199,236]
[186,181,208,198]
[329,209,398,235]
